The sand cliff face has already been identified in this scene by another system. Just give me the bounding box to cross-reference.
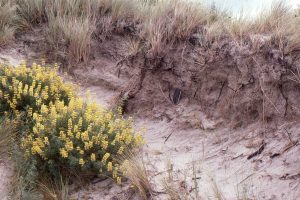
[1,15,300,199]
[70,32,300,199]
[70,32,300,130]
[69,32,300,199]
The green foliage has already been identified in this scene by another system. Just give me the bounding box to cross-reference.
[0,62,142,183]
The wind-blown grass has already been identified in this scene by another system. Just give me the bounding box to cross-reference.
[0,0,17,46]
[1,0,298,63]
[16,0,46,30]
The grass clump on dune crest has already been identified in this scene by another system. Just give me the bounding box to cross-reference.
[0,0,17,46]
[1,0,299,63]
[47,15,95,64]
[16,0,46,29]
[45,0,99,64]
[0,62,143,185]
[137,0,221,55]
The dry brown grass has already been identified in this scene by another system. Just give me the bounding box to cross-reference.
[137,0,222,55]
[0,26,15,46]
[45,0,99,65]
[47,15,95,64]
[38,176,70,200]
[0,0,17,45]
[1,0,299,64]
[120,152,153,200]
[0,119,42,200]
[121,39,142,58]
[0,119,16,156]
[16,0,46,30]
[46,0,99,18]
[109,0,137,22]
[254,1,291,33]
[225,16,252,41]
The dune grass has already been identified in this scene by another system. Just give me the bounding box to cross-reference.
[0,0,17,46]
[43,0,99,64]
[0,0,298,64]
[119,152,153,200]
[0,119,16,156]
[16,0,46,30]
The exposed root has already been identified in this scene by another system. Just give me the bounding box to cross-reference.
[279,83,289,116]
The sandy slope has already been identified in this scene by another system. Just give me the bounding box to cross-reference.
[0,49,299,200]
[71,81,300,200]
[0,50,23,200]
[0,159,14,200]
[70,39,300,199]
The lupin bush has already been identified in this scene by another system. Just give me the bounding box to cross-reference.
[0,62,143,183]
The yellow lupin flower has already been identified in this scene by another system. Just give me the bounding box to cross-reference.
[88,141,93,148]
[117,177,122,185]
[101,140,108,150]
[68,118,72,131]
[41,104,48,114]
[23,84,29,95]
[90,153,96,161]
[33,126,38,134]
[79,158,85,166]
[79,150,84,155]
[65,140,73,151]
[117,146,124,155]
[24,149,30,160]
[36,138,45,148]
[67,130,73,138]
[117,106,123,116]
[78,117,83,129]
[71,111,77,119]
[81,131,89,141]
[107,162,113,171]
[59,131,67,140]
[102,153,110,163]
[135,133,144,145]
[2,77,7,86]
[73,125,78,133]
[44,137,49,145]
[31,80,36,88]
[105,112,112,121]
[34,92,39,98]
[36,98,42,106]
[31,145,43,155]
[18,82,23,94]
[59,148,68,158]
[76,132,81,139]
[0,63,143,184]
[3,93,9,100]
[125,134,133,145]
[112,169,118,178]
[27,107,33,117]
[84,142,89,150]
